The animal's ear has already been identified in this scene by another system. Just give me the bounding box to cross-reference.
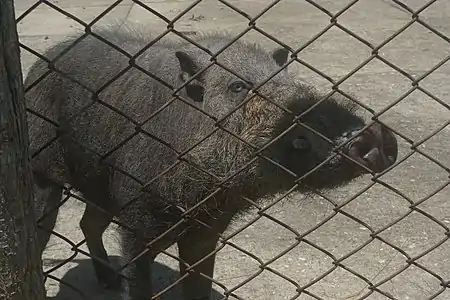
[185,84,204,102]
[175,51,204,102]
[272,47,290,68]
[175,51,197,77]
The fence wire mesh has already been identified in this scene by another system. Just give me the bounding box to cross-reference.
[13,0,450,299]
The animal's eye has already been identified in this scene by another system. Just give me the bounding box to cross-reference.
[292,137,310,151]
[229,81,248,93]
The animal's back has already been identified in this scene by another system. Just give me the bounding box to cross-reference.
[25,25,190,193]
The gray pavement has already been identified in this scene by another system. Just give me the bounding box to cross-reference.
[14,0,450,299]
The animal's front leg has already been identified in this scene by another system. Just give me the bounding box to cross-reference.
[120,231,155,300]
[177,214,233,300]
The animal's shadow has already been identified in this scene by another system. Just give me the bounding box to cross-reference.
[45,256,224,300]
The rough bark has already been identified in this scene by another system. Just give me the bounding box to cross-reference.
[0,0,46,299]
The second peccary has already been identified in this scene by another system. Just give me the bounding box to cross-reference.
[26,25,397,300]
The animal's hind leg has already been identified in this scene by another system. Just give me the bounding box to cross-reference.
[35,184,63,255]
[80,203,121,289]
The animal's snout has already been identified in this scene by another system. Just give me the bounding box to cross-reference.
[342,123,398,173]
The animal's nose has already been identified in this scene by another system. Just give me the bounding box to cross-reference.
[343,123,398,173]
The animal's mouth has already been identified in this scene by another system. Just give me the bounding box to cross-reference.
[343,123,398,173]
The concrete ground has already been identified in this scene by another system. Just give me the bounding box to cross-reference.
[14,0,450,299]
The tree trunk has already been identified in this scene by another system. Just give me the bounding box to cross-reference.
[0,0,46,299]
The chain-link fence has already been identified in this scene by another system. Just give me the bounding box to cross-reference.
[13,0,450,299]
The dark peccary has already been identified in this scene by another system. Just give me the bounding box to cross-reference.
[26,25,398,300]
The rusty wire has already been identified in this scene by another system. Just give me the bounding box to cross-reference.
[14,0,450,299]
